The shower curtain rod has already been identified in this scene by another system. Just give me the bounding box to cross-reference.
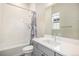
[7,3,35,13]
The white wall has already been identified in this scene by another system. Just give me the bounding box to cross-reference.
[44,7,52,35]
[0,3,32,51]
[35,3,52,37]
[0,4,3,48]
[35,3,47,37]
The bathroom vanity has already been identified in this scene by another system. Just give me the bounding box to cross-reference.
[32,37,79,56]
[32,41,62,56]
[32,38,62,56]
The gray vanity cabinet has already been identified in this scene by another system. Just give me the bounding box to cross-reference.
[32,40,62,56]
[32,41,55,56]
[32,41,48,56]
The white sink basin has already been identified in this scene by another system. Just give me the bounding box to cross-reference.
[33,37,60,49]
[41,39,60,47]
[43,40,54,44]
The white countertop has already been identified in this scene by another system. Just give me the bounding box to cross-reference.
[33,37,79,56]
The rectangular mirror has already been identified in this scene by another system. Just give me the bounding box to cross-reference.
[51,3,79,39]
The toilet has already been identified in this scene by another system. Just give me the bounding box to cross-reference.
[22,45,33,56]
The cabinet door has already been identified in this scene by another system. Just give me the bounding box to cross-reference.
[54,52,62,56]
[33,47,43,56]
[33,47,48,56]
